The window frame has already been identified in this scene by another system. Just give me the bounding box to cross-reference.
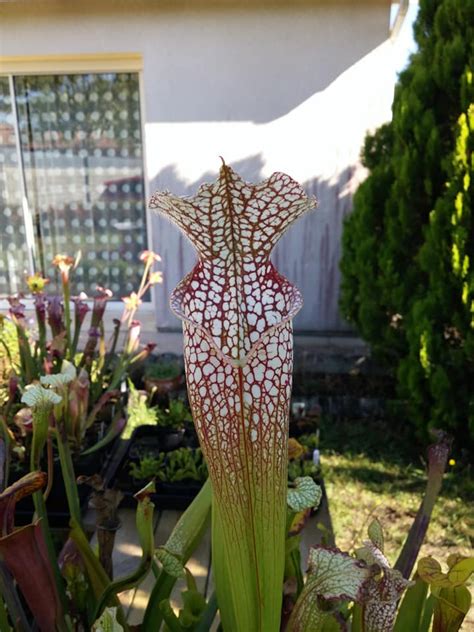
[0,53,155,316]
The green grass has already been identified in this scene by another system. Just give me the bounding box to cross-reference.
[319,416,473,563]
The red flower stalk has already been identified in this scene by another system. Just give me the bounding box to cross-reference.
[395,430,453,579]
[7,296,26,323]
[70,294,90,357]
[91,287,113,329]
[7,373,19,402]
[68,369,90,444]
[73,294,90,328]
[47,296,65,337]
[150,162,316,631]
[34,293,47,325]
[80,287,112,366]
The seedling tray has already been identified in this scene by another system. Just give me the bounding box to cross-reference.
[104,425,205,511]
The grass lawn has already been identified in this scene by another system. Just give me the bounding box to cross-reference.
[319,415,473,560]
[318,415,473,627]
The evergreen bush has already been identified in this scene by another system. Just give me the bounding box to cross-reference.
[340,0,474,446]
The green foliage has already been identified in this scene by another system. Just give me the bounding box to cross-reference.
[288,433,321,482]
[145,361,182,380]
[400,96,474,443]
[340,0,474,445]
[0,317,19,368]
[156,399,191,430]
[164,448,208,483]
[416,554,474,632]
[287,518,474,632]
[125,384,191,440]
[130,448,208,484]
[298,432,320,452]
[288,458,320,482]
[129,454,166,481]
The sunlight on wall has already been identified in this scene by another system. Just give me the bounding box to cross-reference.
[148,7,420,330]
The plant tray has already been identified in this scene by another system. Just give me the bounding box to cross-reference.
[103,425,205,511]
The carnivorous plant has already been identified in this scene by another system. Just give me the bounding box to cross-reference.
[150,160,316,631]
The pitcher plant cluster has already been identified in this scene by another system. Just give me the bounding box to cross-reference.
[0,163,471,631]
[0,249,163,467]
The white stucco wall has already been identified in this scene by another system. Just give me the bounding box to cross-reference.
[0,0,398,332]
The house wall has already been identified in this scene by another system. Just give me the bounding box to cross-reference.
[0,0,396,332]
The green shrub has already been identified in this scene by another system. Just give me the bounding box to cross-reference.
[340,0,474,446]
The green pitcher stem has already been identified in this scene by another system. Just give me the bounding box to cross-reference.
[31,489,70,626]
[55,430,82,527]
[62,280,72,360]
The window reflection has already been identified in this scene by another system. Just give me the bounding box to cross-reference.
[0,77,30,295]
[11,72,147,297]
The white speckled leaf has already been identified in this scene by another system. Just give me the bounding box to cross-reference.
[155,546,186,578]
[40,360,76,387]
[287,547,373,632]
[92,607,124,632]
[306,547,373,600]
[21,384,62,408]
[358,535,414,632]
[356,540,390,569]
[368,518,384,553]
[150,163,315,364]
[287,477,322,512]
[363,568,413,632]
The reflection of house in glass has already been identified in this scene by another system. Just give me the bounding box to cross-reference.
[0,0,412,333]
[0,73,147,296]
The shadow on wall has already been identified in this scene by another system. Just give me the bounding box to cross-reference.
[149,155,359,332]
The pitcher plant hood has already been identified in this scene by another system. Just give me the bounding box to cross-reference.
[150,161,315,366]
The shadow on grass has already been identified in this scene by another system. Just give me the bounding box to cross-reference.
[326,463,424,492]
[320,415,473,503]
[319,415,424,463]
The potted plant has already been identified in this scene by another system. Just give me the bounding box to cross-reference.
[128,447,207,505]
[0,250,162,524]
[160,447,208,494]
[144,357,183,397]
[155,399,193,451]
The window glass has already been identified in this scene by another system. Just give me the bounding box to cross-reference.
[0,77,30,295]
[14,72,147,297]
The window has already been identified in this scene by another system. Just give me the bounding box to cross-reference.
[0,65,148,298]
